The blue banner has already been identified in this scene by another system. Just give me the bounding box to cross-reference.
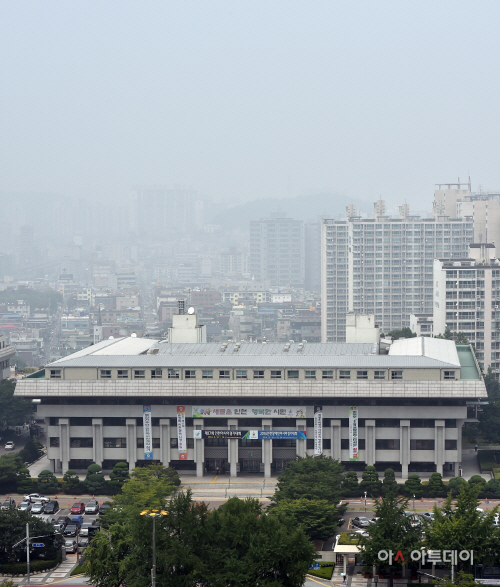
[243,430,307,440]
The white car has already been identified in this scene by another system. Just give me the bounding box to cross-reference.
[4,441,15,450]
[18,501,31,512]
[31,502,45,515]
[24,493,50,504]
[354,530,369,537]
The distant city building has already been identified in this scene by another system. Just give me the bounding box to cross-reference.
[0,335,15,378]
[433,243,500,374]
[321,200,474,342]
[409,313,433,337]
[249,216,305,287]
[304,221,321,291]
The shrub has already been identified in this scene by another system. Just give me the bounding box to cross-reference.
[478,450,497,472]
[404,474,423,498]
[1,552,61,574]
[308,562,334,580]
[84,463,107,495]
[37,470,58,494]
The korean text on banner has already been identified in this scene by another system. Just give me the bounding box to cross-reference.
[314,405,323,456]
[143,405,153,460]
[177,405,187,460]
[349,406,359,461]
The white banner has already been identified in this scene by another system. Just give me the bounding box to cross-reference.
[192,406,306,418]
[177,405,187,460]
[314,406,322,456]
[349,406,359,461]
[143,405,153,460]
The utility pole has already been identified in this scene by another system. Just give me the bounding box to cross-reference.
[151,515,156,587]
[26,522,30,584]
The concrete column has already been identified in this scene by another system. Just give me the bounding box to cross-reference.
[296,421,306,458]
[59,418,69,473]
[331,420,341,461]
[125,419,137,471]
[262,419,272,478]
[455,418,464,478]
[92,418,103,467]
[435,420,445,476]
[365,419,375,466]
[343,554,347,573]
[160,419,171,468]
[228,418,238,477]
[400,420,410,479]
[194,421,204,477]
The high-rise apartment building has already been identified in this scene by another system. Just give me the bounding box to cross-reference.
[249,216,305,287]
[321,201,474,342]
[433,243,500,375]
[305,220,322,291]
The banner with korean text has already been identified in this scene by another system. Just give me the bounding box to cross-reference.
[143,405,153,460]
[192,406,306,418]
[314,405,323,456]
[177,405,187,460]
[349,406,359,461]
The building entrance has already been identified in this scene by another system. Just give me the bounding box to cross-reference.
[240,459,261,473]
[205,458,227,474]
[272,458,294,473]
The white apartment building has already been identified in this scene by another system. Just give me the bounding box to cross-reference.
[249,216,305,287]
[321,201,474,342]
[433,243,500,374]
[0,335,15,378]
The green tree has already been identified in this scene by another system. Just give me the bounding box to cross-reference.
[268,497,341,540]
[272,455,345,504]
[17,467,35,494]
[468,475,486,497]
[385,327,416,340]
[84,463,107,496]
[0,453,23,492]
[424,483,500,571]
[342,470,359,496]
[447,476,467,497]
[62,469,81,494]
[436,327,469,344]
[427,472,446,497]
[359,466,382,497]
[18,438,42,465]
[358,493,421,587]
[108,462,130,493]
[484,478,500,499]
[404,473,423,498]
[0,380,33,427]
[382,468,398,496]
[38,469,58,494]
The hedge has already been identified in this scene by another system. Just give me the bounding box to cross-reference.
[478,450,497,472]
[309,562,334,580]
[1,551,62,575]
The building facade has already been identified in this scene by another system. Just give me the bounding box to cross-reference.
[321,202,474,342]
[0,335,15,378]
[15,336,484,479]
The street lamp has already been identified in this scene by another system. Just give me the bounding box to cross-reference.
[364,492,367,513]
[140,509,168,587]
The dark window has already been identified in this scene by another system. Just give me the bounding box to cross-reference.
[134,370,145,379]
[410,419,435,428]
[323,439,331,449]
[137,438,160,448]
[70,437,93,448]
[287,370,299,379]
[253,370,265,378]
[69,417,93,426]
[445,440,457,450]
[410,439,435,450]
[185,370,196,379]
[357,371,368,379]
[50,417,59,426]
[117,370,129,379]
[322,370,334,379]
[187,438,194,449]
[271,370,282,379]
[305,370,316,379]
[272,419,296,427]
[307,439,314,450]
[103,438,127,448]
[339,370,351,379]
[236,370,247,379]
[444,371,456,380]
[202,370,213,379]
[100,370,111,379]
[306,418,314,427]
[219,370,230,379]
[50,370,61,379]
[238,418,262,427]
[391,370,403,380]
[376,419,400,427]
[376,439,400,450]
[170,438,178,448]
[50,437,60,447]
[445,419,457,428]
[374,370,386,379]
[205,438,228,446]
[151,369,163,379]
[204,418,227,426]
[273,439,296,447]
[342,439,366,449]
[240,439,262,447]
[103,417,127,426]
[168,369,179,379]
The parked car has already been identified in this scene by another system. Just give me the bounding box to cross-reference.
[421,512,434,522]
[31,502,45,515]
[54,516,71,532]
[78,537,89,552]
[1,497,16,510]
[352,516,370,528]
[64,524,79,537]
[404,511,421,528]
[369,517,380,524]
[99,502,112,515]
[85,500,99,514]
[87,526,101,537]
[71,503,85,515]
[354,529,369,537]
[4,441,15,450]
[43,501,59,514]
[80,519,98,536]
[64,539,77,553]
[24,493,50,504]
[18,501,31,512]
[71,515,84,527]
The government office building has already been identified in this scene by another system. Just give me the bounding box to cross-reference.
[15,334,484,479]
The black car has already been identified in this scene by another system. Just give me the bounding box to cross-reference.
[44,501,59,514]
[56,515,71,529]
[87,526,101,537]
[64,524,79,537]
[99,502,112,515]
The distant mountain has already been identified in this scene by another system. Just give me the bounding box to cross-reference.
[209,192,372,229]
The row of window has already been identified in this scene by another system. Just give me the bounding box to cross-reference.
[50,368,455,380]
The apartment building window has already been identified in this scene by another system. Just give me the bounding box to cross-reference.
[151,369,163,379]
[339,370,351,379]
[117,370,129,379]
[374,371,385,379]
[445,440,458,450]
[305,370,316,379]
[444,371,456,380]
[357,370,368,379]
[50,437,60,447]
[375,439,400,450]
[410,439,435,450]
[70,438,93,448]
[236,370,247,379]
[134,370,145,379]
[103,438,127,448]
[391,370,403,380]
[287,370,299,379]
[322,370,334,379]
[253,370,264,379]
[50,369,61,379]
[270,370,282,379]
[185,370,196,379]
[202,370,213,379]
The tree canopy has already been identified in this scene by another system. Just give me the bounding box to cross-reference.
[0,379,33,428]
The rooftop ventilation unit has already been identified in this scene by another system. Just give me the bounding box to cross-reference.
[150,348,159,355]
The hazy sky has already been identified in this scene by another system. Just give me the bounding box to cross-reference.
[1,1,500,207]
